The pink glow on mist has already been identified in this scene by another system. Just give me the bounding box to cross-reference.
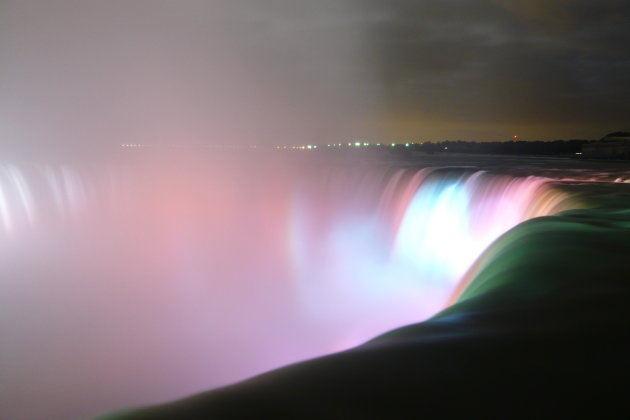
[0,156,577,420]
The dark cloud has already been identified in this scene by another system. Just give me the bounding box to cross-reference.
[362,0,630,139]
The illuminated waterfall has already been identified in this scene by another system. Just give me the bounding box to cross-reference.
[0,158,581,420]
[288,167,577,345]
[0,164,112,236]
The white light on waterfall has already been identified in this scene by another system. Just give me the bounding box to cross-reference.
[0,185,12,233]
[393,181,473,281]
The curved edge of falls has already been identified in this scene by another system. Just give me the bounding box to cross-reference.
[3,160,614,420]
[98,205,630,419]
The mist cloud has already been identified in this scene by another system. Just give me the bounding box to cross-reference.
[0,0,380,153]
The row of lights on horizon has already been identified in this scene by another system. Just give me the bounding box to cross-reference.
[122,137,522,151]
[280,136,524,150]
[274,142,426,150]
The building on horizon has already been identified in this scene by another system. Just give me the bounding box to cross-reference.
[582,132,630,159]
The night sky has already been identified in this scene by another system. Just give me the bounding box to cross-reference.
[0,0,628,151]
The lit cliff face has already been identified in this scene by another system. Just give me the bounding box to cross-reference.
[0,154,577,420]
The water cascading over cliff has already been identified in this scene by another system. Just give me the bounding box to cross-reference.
[0,156,580,420]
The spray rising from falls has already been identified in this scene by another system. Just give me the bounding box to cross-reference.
[0,158,580,420]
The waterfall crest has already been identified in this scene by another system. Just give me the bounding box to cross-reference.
[0,158,582,420]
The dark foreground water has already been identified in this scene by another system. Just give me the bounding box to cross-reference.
[1,152,629,419]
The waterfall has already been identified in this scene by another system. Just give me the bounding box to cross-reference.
[0,157,581,420]
[287,166,577,345]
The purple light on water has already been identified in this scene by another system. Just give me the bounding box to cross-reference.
[0,158,578,420]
